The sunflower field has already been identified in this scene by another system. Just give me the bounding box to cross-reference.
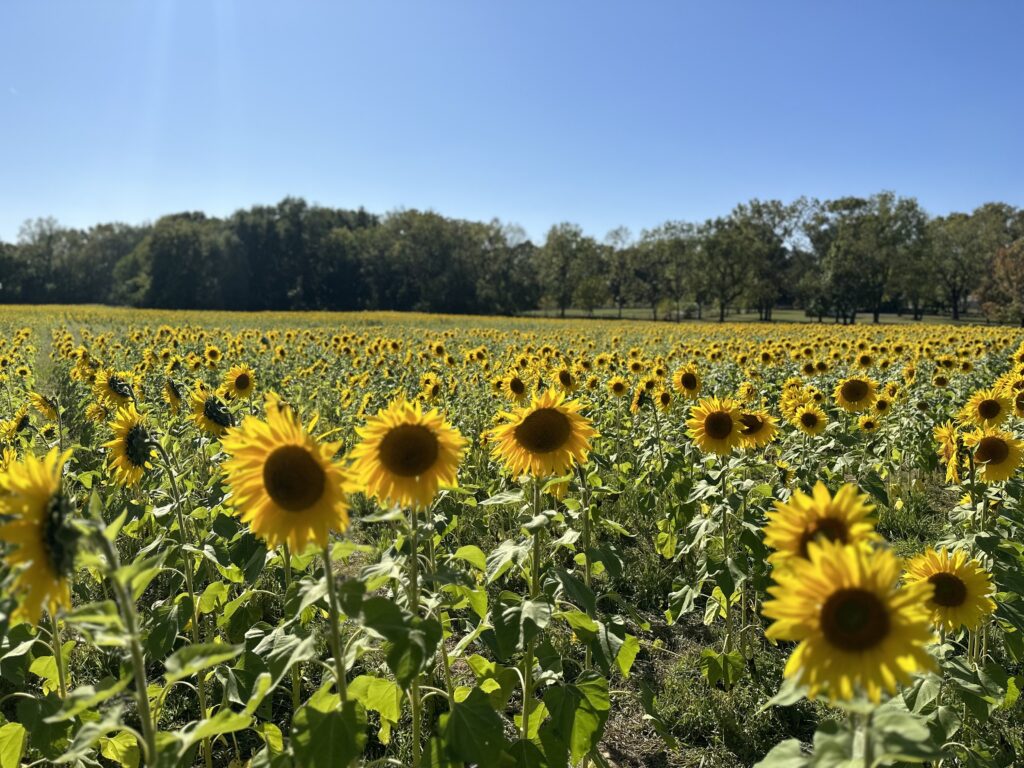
[2,306,1024,768]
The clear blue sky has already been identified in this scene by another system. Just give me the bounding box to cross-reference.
[2,1,1022,243]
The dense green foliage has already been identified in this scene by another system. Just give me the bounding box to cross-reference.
[1,194,1022,321]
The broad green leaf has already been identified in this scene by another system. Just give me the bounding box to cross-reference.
[348,675,402,744]
[164,643,243,683]
[198,581,230,614]
[99,731,139,768]
[291,687,367,768]
[539,672,610,766]
[0,723,26,768]
[46,675,133,722]
[178,709,252,754]
[442,687,505,765]
[452,545,487,572]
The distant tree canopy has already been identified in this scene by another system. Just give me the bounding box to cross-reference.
[1,194,1022,322]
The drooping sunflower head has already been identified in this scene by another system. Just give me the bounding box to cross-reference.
[103,404,155,487]
[963,428,1023,483]
[189,386,235,437]
[904,547,996,633]
[764,482,880,567]
[489,388,597,479]
[738,409,778,449]
[163,378,184,413]
[687,397,743,455]
[0,448,77,624]
[554,367,577,393]
[221,406,352,552]
[28,392,58,422]
[654,389,672,411]
[933,421,962,484]
[93,369,135,408]
[222,364,257,400]
[763,539,935,703]
[834,376,877,413]
[959,387,1011,428]
[350,398,469,509]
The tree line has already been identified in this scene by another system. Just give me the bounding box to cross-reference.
[1,193,1022,322]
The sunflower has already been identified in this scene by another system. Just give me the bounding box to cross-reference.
[672,366,702,399]
[29,392,58,422]
[963,428,1023,483]
[163,379,184,413]
[93,370,135,408]
[960,387,1011,428]
[607,376,629,399]
[350,399,468,508]
[687,397,743,455]
[629,383,651,415]
[502,373,529,403]
[0,449,77,624]
[904,548,997,633]
[738,409,778,449]
[858,415,880,432]
[553,367,578,394]
[103,404,155,486]
[763,540,935,703]
[222,407,351,552]
[654,389,672,411]
[834,376,877,413]
[793,402,827,436]
[933,421,961,484]
[763,482,879,567]
[489,389,597,479]
[222,364,257,400]
[189,387,235,437]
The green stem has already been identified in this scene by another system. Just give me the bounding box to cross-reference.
[98,535,157,765]
[522,482,543,742]
[48,612,67,699]
[406,508,422,768]
[282,544,302,712]
[426,533,455,703]
[321,542,349,704]
[862,711,874,768]
[720,468,732,653]
[153,441,213,768]
[577,465,593,671]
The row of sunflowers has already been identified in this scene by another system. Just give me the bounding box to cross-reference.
[0,309,1022,767]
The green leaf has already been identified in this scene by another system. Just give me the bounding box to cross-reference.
[442,687,506,765]
[291,687,367,768]
[539,672,610,766]
[198,581,230,614]
[348,675,402,744]
[452,545,487,572]
[615,634,640,678]
[0,723,26,768]
[99,731,139,768]
[699,648,745,689]
[164,643,243,683]
[46,675,133,722]
[178,709,252,755]
[753,738,808,767]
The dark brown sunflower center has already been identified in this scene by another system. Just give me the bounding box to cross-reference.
[44,492,78,578]
[820,588,890,651]
[975,436,1009,465]
[739,413,764,435]
[658,392,671,406]
[680,373,698,390]
[875,400,889,412]
[125,424,152,468]
[514,408,571,453]
[559,371,572,386]
[978,399,1002,420]
[612,382,625,394]
[378,424,440,477]
[800,411,819,428]
[109,375,133,400]
[204,397,235,428]
[510,378,526,395]
[798,517,848,557]
[235,373,251,391]
[704,412,734,440]
[840,379,869,403]
[928,572,968,607]
[263,445,327,511]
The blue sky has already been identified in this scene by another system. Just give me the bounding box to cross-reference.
[1,1,1021,243]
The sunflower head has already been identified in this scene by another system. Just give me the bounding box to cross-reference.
[738,409,778,449]
[834,376,877,413]
[763,540,935,703]
[687,397,743,455]
[489,389,597,479]
[964,428,1023,483]
[350,398,469,508]
[793,403,827,436]
[222,405,352,552]
[103,404,155,487]
[904,547,996,633]
[0,449,77,624]
[222,364,257,400]
[189,387,235,437]
[672,366,702,399]
[764,482,880,567]
[960,387,1011,428]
